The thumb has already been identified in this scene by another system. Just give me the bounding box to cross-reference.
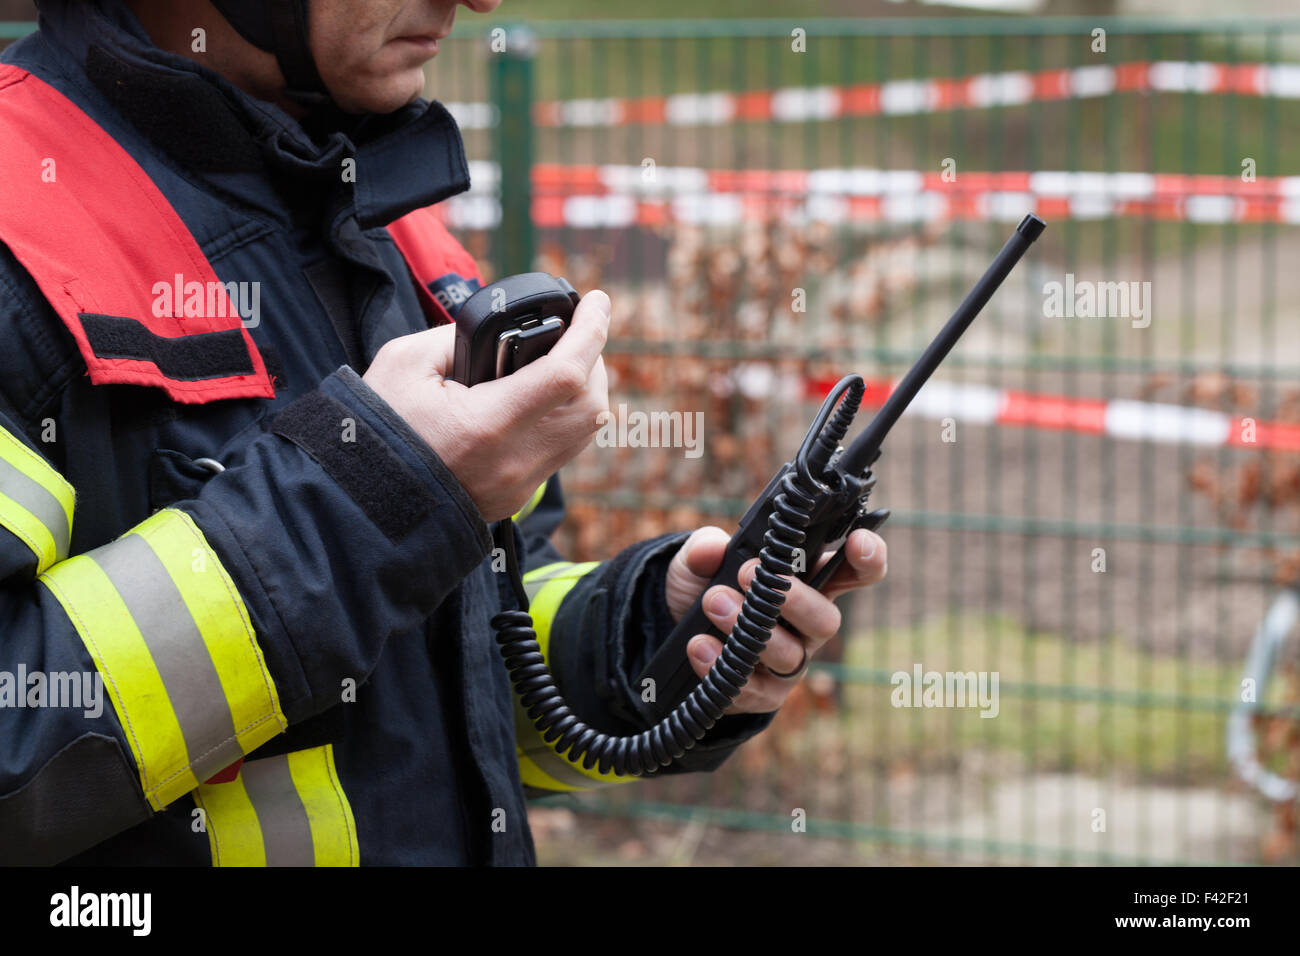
[419,322,460,380]
[665,526,731,622]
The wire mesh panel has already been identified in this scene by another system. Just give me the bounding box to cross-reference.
[431,17,1300,865]
[5,13,1297,866]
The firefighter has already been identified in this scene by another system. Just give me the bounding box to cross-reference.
[0,0,888,865]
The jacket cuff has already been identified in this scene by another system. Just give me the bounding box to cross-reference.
[550,530,772,774]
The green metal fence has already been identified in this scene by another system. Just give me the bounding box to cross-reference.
[6,16,1300,865]
[443,18,1300,865]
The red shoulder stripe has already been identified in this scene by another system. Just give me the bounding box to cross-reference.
[0,65,273,404]
[386,205,483,327]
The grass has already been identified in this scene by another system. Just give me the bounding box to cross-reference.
[833,612,1268,780]
[530,612,1287,865]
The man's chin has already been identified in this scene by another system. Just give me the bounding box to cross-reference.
[332,72,428,115]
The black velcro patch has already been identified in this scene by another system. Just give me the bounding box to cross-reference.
[86,43,265,173]
[271,391,433,541]
[80,313,255,381]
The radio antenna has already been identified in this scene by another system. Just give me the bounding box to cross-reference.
[839,214,1046,477]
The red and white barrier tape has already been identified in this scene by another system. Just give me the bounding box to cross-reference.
[444,61,1300,130]
[444,163,1300,228]
[801,376,1300,452]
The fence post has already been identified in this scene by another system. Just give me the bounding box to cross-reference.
[489,24,537,278]
[0,21,38,42]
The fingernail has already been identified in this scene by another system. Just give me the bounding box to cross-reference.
[708,591,737,618]
[692,641,720,666]
[860,532,878,561]
[588,290,611,320]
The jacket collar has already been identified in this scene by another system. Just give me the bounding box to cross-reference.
[32,0,471,229]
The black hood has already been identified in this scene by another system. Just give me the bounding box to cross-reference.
[36,0,330,105]
[208,0,328,105]
[23,0,471,229]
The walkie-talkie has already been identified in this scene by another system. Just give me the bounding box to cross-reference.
[640,213,1047,715]
[461,215,1045,776]
[450,272,580,387]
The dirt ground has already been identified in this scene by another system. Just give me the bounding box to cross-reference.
[530,770,1272,866]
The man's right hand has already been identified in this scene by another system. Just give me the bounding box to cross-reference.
[363,289,612,523]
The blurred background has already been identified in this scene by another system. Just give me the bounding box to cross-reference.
[5,0,1300,865]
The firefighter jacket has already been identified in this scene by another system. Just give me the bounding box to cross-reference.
[0,0,770,866]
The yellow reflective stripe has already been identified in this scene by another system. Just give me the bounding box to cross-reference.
[286,745,359,866]
[194,745,358,867]
[525,563,601,649]
[514,561,633,790]
[0,426,74,572]
[39,509,286,810]
[134,509,284,757]
[522,560,579,603]
[0,426,75,530]
[40,554,196,804]
[525,561,572,580]
[512,480,548,523]
[515,697,605,791]
[0,487,60,574]
[518,751,584,792]
[192,771,265,866]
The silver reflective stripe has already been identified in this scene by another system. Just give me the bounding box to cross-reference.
[513,690,607,790]
[240,755,316,867]
[523,562,577,604]
[91,533,242,782]
[0,453,69,561]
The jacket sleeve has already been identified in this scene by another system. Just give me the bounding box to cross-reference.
[0,367,493,864]
[511,476,774,793]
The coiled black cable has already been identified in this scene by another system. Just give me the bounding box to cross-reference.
[491,377,865,777]
[804,375,862,481]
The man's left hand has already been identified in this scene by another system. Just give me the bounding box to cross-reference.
[663,526,888,715]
